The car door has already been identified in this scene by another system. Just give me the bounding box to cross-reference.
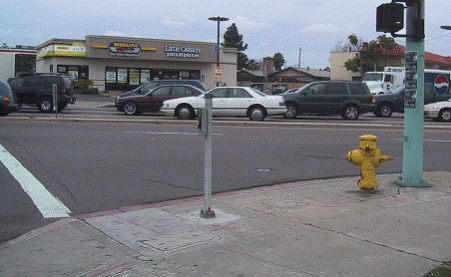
[22,76,44,104]
[322,82,349,113]
[225,88,253,116]
[297,83,326,113]
[143,86,172,112]
[209,87,229,116]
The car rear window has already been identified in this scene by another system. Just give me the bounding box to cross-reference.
[347,83,369,95]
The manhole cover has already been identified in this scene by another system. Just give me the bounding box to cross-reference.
[136,230,218,252]
[264,200,308,208]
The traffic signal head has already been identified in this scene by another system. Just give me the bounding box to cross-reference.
[376,3,404,33]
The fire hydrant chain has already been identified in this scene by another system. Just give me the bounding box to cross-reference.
[346,134,393,193]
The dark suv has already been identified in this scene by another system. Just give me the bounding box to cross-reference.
[283,81,375,120]
[8,73,76,113]
[119,79,207,97]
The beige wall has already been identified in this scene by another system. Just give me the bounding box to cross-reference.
[330,52,361,80]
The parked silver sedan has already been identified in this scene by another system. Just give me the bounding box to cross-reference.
[161,87,286,121]
[424,98,451,122]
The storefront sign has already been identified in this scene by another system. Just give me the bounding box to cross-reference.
[38,43,86,58]
[109,42,141,57]
[165,45,201,58]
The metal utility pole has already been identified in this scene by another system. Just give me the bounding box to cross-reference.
[298,47,302,68]
[200,93,215,218]
[396,0,429,187]
[209,16,229,87]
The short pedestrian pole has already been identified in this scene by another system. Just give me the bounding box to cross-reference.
[53,84,58,119]
[199,93,215,218]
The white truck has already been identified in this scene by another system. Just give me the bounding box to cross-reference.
[362,67,405,95]
[363,67,451,96]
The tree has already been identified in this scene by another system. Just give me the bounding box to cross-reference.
[344,35,396,74]
[273,53,285,71]
[1,42,8,48]
[222,23,249,69]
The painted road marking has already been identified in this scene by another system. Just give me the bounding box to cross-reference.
[125,131,223,136]
[0,144,71,218]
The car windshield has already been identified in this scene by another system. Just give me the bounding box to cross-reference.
[250,87,267,96]
[362,73,384,82]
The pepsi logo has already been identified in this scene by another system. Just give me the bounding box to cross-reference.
[434,74,449,89]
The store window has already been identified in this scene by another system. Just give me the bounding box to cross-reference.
[57,65,89,80]
[104,67,201,91]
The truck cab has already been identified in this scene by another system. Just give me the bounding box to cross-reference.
[363,67,405,96]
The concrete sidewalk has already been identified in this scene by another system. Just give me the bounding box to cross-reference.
[1,172,450,276]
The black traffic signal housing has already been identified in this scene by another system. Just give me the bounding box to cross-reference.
[376,2,404,33]
[376,1,424,41]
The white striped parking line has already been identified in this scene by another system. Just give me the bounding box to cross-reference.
[0,144,71,218]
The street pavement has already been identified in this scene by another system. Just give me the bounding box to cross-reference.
[1,171,450,276]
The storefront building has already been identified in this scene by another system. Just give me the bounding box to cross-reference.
[35,36,237,92]
[0,46,36,82]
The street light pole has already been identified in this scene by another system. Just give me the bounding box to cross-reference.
[441,25,451,31]
[209,16,229,86]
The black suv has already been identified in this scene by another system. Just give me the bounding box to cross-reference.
[8,73,76,113]
[119,79,207,97]
[283,81,375,120]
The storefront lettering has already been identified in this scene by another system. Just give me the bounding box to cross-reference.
[109,42,141,57]
[165,45,201,58]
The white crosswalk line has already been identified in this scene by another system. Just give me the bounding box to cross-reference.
[0,144,71,218]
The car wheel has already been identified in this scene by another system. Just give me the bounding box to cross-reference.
[283,103,298,119]
[176,105,194,120]
[341,105,360,120]
[123,101,139,115]
[438,108,451,122]
[376,104,393,117]
[38,97,53,113]
[248,106,266,121]
[0,107,7,116]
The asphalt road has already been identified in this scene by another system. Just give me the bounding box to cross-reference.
[1,95,451,243]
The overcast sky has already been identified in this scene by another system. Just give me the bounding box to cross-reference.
[1,0,450,69]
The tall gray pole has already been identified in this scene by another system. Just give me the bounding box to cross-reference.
[395,0,429,187]
[200,93,215,218]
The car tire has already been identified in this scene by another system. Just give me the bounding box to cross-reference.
[38,97,53,113]
[438,108,451,122]
[283,103,298,119]
[248,106,266,121]
[176,105,194,120]
[376,104,393,117]
[0,107,7,116]
[123,101,139,115]
[341,105,360,120]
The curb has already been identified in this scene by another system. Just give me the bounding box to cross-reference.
[3,115,451,130]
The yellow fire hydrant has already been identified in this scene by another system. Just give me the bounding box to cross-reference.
[346,134,393,193]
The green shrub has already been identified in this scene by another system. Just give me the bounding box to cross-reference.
[73,79,98,94]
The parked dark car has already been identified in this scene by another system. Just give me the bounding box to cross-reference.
[119,79,207,98]
[115,84,205,115]
[0,80,20,116]
[282,81,375,120]
[7,73,76,113]
[372,83,451,117]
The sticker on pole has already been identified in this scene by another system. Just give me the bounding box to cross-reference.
[405,51,418,108]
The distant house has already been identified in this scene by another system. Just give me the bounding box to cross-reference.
[330,43,451,81]
[237,58,330,94]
